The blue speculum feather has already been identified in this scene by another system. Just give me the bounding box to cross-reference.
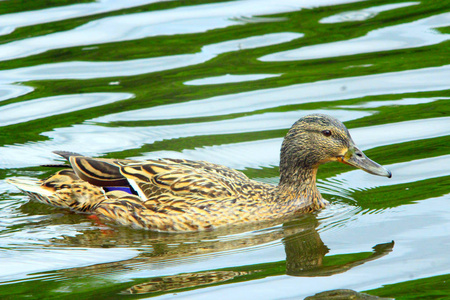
[104,186,135,194]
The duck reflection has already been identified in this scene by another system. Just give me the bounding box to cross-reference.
[50,214,393,296]
[122,270,260,295]
[305,289,393,300]
[283,217,394,277]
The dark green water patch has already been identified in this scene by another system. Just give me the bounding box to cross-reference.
[366,273,450,300]
[352,176,449,210]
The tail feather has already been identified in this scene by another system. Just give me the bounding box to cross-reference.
[6,177,56,205]
[6,178,52,197]
[6,171,105,212]
[53,150,84,160]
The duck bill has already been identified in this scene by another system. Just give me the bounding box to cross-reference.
[338,146,392,178]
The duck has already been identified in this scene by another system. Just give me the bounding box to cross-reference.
[6,114,391,232]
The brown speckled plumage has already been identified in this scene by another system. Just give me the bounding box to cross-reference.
[7,114,391,232]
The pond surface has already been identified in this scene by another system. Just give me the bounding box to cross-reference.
[0,0,449,299]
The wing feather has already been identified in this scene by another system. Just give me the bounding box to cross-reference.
[54,152,138,187]
[120,159,248,202]
[55,153,251,205]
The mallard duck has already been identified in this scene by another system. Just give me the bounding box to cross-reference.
[7,114,391,232]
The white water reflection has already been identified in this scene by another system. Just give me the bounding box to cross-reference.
[0,247,137,282]
[0,0,161,36]
[0,0,363,61]
[184,74,281,86]
[0,33,301,82]
[261,13,450,61]
[349,117,450,150]
[337,97,449,109]
[320,2,419,23]
[0,93,134,127]
[330,155,450,191]
[143,139,282,171]
[92,65,450,122]
[0,84,33,102]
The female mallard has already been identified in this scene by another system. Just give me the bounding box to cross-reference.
[7,114,391,232]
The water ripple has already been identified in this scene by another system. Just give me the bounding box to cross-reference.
[184,74,281,86]
[320,2,420,23]
[261,13,450,61]
[0,0,162,36]
[0,0,357,61]
[330,155,450,192]
[0,93,134,127]
[0,33,301,82]
[92,65,450,121]
[0,84,33,102]
[0,247,137,282]
[337,96,449,109]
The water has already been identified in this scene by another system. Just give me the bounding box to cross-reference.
[0,0,449,299]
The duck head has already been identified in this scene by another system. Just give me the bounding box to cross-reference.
[280,114,391,185]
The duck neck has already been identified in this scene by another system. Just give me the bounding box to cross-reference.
[276,166,325,210]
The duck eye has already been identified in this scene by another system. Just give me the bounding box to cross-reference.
[321,130,332,137]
